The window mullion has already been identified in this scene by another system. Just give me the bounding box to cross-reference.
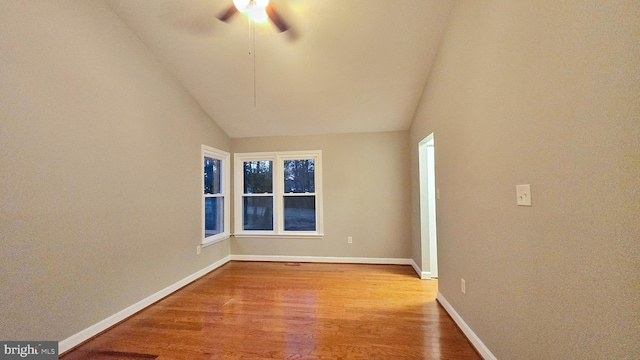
[274,155,283,234]
[271,154,278,234]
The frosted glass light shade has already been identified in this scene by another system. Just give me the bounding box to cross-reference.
[233,0,269,22]
[249,6,268,23]
[233,0,250,12]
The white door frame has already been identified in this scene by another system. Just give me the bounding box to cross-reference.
[418,133,438,278]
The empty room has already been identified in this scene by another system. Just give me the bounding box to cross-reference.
[1,1,637,359]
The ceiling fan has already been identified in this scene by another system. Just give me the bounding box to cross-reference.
[217,0,290,33]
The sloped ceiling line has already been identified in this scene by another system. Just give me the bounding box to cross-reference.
[108,0,455,138]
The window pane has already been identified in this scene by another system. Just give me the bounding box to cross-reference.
[284,196,316,231]
[244,161,273,194]
[284,159,315,193]
[204,197,224,237]
[243,196,273,230]
[204,157,221,195]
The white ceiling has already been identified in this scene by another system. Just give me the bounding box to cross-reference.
[108,0,453,138]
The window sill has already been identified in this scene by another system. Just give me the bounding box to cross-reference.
[202,234,230,247]
[233,233,324,239]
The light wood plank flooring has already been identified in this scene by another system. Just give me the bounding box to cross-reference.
[61,262,480,359]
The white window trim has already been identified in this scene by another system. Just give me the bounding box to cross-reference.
[234,150,324,237]
[202,145,230,246]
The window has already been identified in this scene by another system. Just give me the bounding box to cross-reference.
[234,151,323,237]
[202,145,230,245]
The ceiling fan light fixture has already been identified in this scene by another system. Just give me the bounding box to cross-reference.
[254,0,269,8]
[233,0,251,13]
[248,6,269,23]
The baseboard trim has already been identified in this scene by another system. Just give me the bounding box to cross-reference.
[437,292,497,360]
[230,254,412,265]
[410,259,431,279]
[59,255,232,355]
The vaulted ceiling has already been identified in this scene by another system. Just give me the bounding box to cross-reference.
[108,0,453,138]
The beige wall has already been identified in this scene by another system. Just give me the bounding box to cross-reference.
[409,1,639,359]
[231,132,412,259]
[0,1,230,341]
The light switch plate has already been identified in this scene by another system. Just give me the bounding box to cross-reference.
[516,184,532,206]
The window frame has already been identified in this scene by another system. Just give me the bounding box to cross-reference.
[202,145,230,246]
[234,150,323,238]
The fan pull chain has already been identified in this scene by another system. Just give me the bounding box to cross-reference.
[248,18,257,108]
[248,16,252,55]
[252,19,257,108]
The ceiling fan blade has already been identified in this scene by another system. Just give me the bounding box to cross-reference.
[217,5,237,22]
[265,5,289,32]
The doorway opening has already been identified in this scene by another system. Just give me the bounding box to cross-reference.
[418,133,438,279]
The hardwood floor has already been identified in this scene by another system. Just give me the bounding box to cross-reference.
[61,262,480,359]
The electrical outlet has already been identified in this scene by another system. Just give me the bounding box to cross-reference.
[196,245,202,255]
[461,278,466,294]
[516,184,532,206]
[347,236,353,244]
